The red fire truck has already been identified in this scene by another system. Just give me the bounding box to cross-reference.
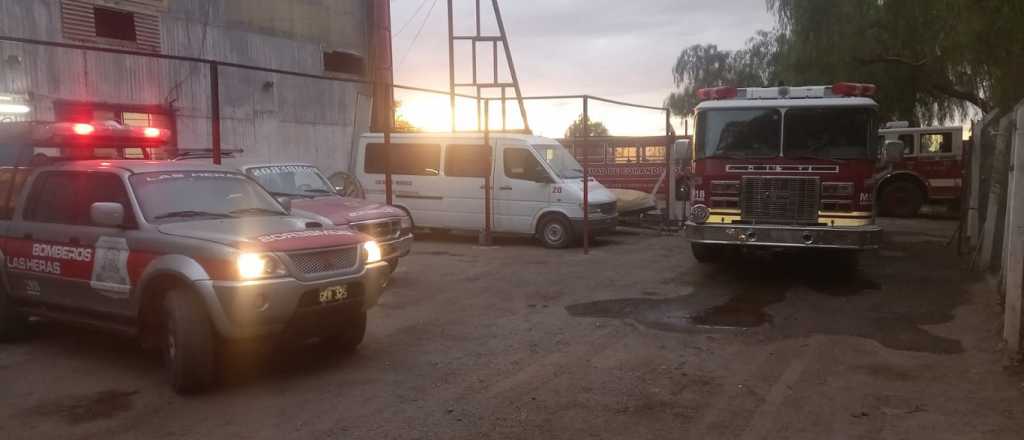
[877,124,964,217]
[683,83,902,263]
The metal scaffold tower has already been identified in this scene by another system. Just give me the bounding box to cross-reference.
[447,0,530,132]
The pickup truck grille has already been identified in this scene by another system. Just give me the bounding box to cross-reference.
[287,247,359,275]
[351,219,402,241]
[740,176,820,225]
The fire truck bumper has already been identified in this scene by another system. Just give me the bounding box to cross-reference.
[685,222,882,250]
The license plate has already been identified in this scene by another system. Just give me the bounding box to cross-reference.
[318,285,349,304]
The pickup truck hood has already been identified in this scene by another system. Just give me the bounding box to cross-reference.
[290,196,405,225]
[157,216,365,252]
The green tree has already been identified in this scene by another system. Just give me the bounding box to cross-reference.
[564,114,610,138]
[667,1,1024,123]
[665,30,784,119]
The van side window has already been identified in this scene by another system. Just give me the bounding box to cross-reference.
[504,148,545,181]
[445,145,490,178]
[920,133,953,154]
[365,143,441,176]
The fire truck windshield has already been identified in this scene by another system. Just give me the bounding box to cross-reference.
[695,107,877,161]
[782,107,877,160]
[534,144,584,179]
[696,109,781,159]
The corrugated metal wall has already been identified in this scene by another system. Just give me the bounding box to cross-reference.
[0,0,370,176]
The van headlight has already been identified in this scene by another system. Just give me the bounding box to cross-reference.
[364,240,383,263]
[237,253,286,279]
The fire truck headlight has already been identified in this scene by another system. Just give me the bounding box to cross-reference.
[690,204,711,224]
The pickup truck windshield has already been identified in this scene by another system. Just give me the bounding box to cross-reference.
[534,144,583,179]
[696,109,781,159]
[246,165,336,198]
[130,171,286,222]
[783,107,877,160]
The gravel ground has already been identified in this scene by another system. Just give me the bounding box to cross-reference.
[1,217,1022,439]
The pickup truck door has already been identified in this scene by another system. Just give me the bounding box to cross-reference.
[6,172,136,318]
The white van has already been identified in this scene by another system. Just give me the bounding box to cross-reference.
[355,133,618,248]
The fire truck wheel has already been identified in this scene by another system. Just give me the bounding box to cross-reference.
[0,290,28,343]
[691,242,726,263]
[324,311,367,353]
[538,215,574,249]
[163,288,218,394]
[881,181,924,217]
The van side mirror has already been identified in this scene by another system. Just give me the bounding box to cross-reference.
[882,140,904,165]
[90,202,125,228]
[276,196,292,212]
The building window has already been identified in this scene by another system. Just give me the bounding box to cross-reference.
[61,1,162,52]
[94,7,137,42]
[324,51,365,76]
[642,146,666,163]
[611,146,639,164]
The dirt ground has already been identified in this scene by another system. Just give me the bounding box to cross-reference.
[1,218,1022,439]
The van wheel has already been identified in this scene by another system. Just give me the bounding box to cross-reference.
[164,288,217,394]
[881,181,924,217]
[0,291,28,342]
[538,215,574,249]
[324,311,367,353]
[691,242,727,263]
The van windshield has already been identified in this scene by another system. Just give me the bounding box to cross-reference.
[533,144,583,179]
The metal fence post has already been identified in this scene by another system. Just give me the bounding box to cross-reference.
[209,62,221,165]
[481,100,493,245]
[1003,105,1024,353]
[665,109,673,226]
[582,96,590,255]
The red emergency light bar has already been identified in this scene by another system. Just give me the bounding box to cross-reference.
[143,127,162,138]
[72,123,95,135]
[831,82,877,97]
[697,86,738,101]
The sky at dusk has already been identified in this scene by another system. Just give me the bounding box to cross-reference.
[389,0,775,138]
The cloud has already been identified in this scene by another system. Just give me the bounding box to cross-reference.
[391,0,775,134]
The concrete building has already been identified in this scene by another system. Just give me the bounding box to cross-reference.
[0,0,381,175]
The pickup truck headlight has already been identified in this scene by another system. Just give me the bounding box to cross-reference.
[399,215,413,230]
[237,253,287,279]
[364,240,383,263]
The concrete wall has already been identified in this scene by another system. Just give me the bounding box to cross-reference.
[0,0,371,176]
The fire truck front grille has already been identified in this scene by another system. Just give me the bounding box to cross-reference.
[287,247,360,275]
[352,219,403,241]
[740,176,821,225]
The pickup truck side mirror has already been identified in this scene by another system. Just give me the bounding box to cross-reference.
[276,196,293,212]
[90,202,125,228]
[882,140,905,165]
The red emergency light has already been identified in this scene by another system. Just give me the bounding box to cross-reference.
[143,127,162,138]
[697,86,738,101]
[72,123,96,135]
[831,82,877,97]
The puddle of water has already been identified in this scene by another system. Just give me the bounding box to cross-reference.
[26,389,138,425]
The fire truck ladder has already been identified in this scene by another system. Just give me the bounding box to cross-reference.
[447,0,529,132]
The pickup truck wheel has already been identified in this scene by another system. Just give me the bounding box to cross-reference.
[164,288,217,394]
[538,215,573,249]
[691,242,727,263]
[0,292,28,342]
[881,181,924,217]
[324,310,367,353]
